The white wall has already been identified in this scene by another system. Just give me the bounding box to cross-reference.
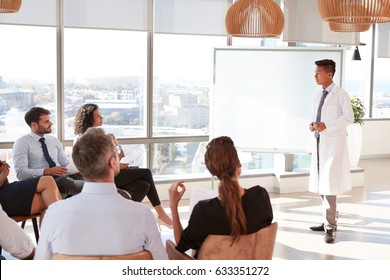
[361,119,390,157]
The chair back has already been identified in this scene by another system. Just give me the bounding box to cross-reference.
[166,222,278,260]
[166,240,194,260]
[52,250,153,260]
[198,222,278,260]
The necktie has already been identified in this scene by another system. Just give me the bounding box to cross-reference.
[315,89,328,138]
[39,137,56,168]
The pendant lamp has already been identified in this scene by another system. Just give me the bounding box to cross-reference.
[318,0,390,24]
[352,46,362,60]
[0,0,22,13]
[329,22,371,32]
[225,0,285,38]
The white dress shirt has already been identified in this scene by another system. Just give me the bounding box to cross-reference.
[0,204,34,259]
[34,182,167,260]
[13,132,70,180]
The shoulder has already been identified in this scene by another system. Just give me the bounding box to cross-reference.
[116,197,153,216]
[193,197,219,213]
[13,134,34,149]
[332,84,348,96]
[45,135,62,146]
[45,135,60,141]
[14,134,31,143]
[246,185,268,194]
[244,185,271,200]
[196,196,219,206]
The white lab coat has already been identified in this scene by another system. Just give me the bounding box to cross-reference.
[309,84,354,195]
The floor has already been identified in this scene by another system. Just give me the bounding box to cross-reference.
[2,158,390,260]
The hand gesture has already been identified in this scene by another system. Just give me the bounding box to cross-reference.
[169,180,186,208]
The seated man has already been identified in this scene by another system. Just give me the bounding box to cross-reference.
[34,128,167,260]
[13,107,84,198]
[0,204,35,260]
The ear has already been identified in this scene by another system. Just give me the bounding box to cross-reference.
[109,155,118,169]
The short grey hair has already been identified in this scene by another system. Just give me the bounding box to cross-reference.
[72,127,116,180]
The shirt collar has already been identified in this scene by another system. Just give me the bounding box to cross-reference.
[81,182,117,194]
[28,131,44,141]
[324,82,334,93]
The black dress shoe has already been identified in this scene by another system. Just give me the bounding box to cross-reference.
[310,223,325,231]
[324,229,334,243]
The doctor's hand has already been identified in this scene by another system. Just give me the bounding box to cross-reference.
[309,122,326,132]
[309,122,316,132]
[315,122,327,132]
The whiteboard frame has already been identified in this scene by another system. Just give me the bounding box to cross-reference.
[211,47,345,153]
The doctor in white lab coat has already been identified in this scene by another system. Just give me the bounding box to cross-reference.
[308,59,354,243]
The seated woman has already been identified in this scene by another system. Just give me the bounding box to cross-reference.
[0,160,61,227]
[73,103,172,228]
[169,136,273,258]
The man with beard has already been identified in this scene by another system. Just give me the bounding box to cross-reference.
[13,107,84,198]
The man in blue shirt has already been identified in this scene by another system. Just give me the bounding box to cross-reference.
[13,107,84,198]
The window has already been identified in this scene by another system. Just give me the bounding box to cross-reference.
[0,25,57,142]
[373,56,390,118]
[153,34,226,137]
[63,28,148,139]
[344,29,372,116]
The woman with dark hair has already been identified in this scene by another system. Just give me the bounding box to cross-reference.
[74,103,173,228]
[169,136,273,258]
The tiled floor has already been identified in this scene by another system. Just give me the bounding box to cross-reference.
[3,158,390,260]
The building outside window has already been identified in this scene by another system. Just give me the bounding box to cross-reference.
[0,1,386,179]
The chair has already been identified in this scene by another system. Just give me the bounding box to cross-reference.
[52,250,153,260]
[166,222,278,260]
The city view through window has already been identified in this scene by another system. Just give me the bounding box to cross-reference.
[1,24,389,178]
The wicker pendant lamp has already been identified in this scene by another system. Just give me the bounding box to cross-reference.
[318,0,390,24]
[0,0,22,13]
[225,0,285,38]
[328,22,371,32]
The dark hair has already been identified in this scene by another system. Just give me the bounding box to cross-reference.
[315,59,336,77]
[24,107,51,127]
[204,136,246,241]
[72,127,116,180]
[74,103,99,135]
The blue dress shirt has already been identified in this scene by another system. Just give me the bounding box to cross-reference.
[34,182,167,260]
[13,132,69,180]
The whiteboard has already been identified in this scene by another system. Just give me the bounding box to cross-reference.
[211,47,344,152]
